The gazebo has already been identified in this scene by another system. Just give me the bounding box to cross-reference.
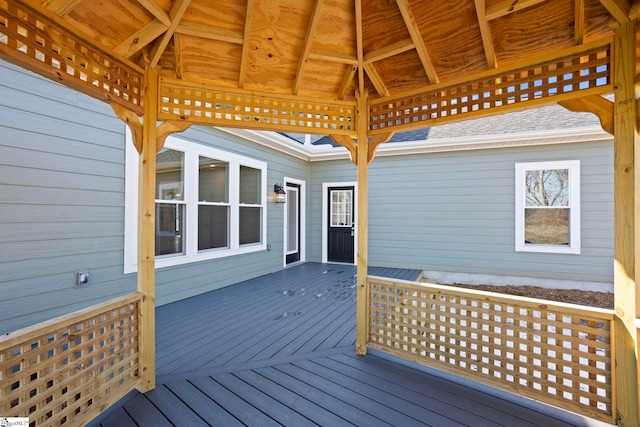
[0,0,638,425]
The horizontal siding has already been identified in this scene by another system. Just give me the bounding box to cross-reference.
[365,140,614,283]
[0,61,136,333]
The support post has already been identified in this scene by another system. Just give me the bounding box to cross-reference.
[355,92,369,355]
[138,67,159,392]
[612,20,639,427]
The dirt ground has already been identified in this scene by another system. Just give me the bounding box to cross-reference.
[445,283,614,309]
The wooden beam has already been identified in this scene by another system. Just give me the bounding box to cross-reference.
[135,0,172,27]
[42,0,86,16]
[115,20,168,58]
[367,133,393,164]
[364,39,415,63]
[474,0,498,68]
[575,0,585,44]
[309,48,358,65]
[138,66,159,393]
[330,134,358,164]
[363,62,389,97]
[558,95,614,135]
[111,102,143,154]
[355,0,365,94]
[156,121,191,152]
[599,0,632,24]
[174,32,183,79]
[395,0,439,84]
[149,0,192,68]
[355,91,369,356]
[238,0,255,88]
[293,0,324,95]
[338,65,357,100]
[175,22,244,44]
[612,19,640,427]
[485,0,548,20]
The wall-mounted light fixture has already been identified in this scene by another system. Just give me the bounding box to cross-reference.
[274,183,286,203]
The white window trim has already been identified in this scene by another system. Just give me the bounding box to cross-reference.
[124,129,267,273]
[515,160,580,254]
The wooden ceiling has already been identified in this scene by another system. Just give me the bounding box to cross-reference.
[0,0,632,135]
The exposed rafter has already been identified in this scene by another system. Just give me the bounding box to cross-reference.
[575,0,585,44]
[174,32,183,79]
[309,49,358,65]
[176,22,244,44]
[395,0,439,84]
[293,0,324,95]
[363,39,415,63]
[485,0,548,20]
[598,0,631,24]
[42,0,85,16]
[363,62,389,97]
[474,0,497,68]
[149,0,192,68]
[115,20,167,58]
[238,0,255,88]
[355,0,365,93]
[338,65,358,100]
[135,0,171,27]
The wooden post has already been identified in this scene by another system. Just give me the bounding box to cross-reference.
[355,91,369,355]
[612,20,640,427]
[138,67,159,392]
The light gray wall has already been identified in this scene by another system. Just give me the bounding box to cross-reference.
[0,61,310,332]
[311,141,614,284]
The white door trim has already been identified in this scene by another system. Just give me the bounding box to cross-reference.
[283,177,306,266]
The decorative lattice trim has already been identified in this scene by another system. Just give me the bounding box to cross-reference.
[367,277,615,424]
[159,79,357,136]
[369,41,612,135]
[0,0,143,114]
[0,293,142,427]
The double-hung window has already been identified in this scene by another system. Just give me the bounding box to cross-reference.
[515,160,580,254]
[124,131,267,272]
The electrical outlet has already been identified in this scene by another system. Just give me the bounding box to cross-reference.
[75,270,90,287]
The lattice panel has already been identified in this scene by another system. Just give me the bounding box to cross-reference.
[0,0,143,113]
[368,277,615,423]
[159,79,356,135]
[369,42,611,134]
[0,294,141,427]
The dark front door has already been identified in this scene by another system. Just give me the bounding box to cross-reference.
[327,186,354,263]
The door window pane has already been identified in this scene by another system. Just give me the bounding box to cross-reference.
[331,190,352,227]
[287,188,299,253]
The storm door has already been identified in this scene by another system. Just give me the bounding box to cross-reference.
[327,186,355,263]
[285,183,301,264]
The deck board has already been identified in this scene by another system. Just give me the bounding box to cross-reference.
[90,263,611,427]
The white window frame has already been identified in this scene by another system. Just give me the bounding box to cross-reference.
[124,130,267,273]
[515,160,580,254]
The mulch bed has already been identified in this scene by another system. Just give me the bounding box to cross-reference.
[446,283,614,309]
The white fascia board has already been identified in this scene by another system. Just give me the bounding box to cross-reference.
[218,126,611,163]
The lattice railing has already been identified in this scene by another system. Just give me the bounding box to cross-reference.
[369,40,612,135]
[367,276,615,424]
[158,78,357,136]
[0,293,142,427]
[0,0,143,113]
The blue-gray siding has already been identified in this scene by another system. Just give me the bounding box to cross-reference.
[310,142,614,283]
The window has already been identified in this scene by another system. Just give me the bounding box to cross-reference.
[124,131,267,272]
[515,160,580,254]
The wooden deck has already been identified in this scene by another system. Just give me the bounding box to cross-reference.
[89,263,612,427]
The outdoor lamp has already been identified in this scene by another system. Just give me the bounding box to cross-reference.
[274,183,286,203]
